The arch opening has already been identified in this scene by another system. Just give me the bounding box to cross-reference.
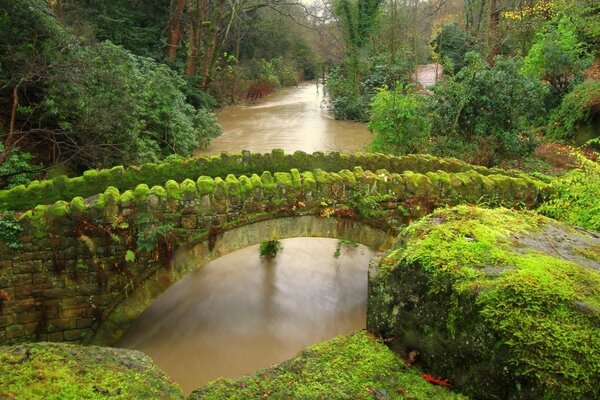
[117,236,379,394]
[90,216,394,346]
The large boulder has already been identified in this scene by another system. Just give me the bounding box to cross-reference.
[368,206,600,399]
[0,342,183,399]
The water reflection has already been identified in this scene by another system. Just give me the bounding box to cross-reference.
[118,237,377,394]
[198,82,371,155]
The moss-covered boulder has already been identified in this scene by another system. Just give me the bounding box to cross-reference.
[190,331,468,400]
[0,342,183,399]
[368,206,600,399]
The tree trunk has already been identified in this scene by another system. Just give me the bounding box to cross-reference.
[0,84,21,165]
[184,0,203,76]
[166,0,186,61]
[487,0,500,62]
[200,0,226,89]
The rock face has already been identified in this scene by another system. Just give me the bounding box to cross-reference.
[190,331,468,400]
[0,342,183,399]
[368,206,600,399]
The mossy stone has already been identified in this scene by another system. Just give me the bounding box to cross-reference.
[368,206,600,399]
[197,176,214,195]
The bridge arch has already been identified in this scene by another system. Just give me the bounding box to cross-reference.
[91,216,394,345]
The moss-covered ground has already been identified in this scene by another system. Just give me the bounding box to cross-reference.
[190,331,468,400]
[369,205,600,399]
[0,342,183,399]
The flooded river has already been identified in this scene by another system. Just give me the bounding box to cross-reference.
[119,238,377,394]
[198,82,371,155]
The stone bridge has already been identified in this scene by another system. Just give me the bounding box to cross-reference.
[0,151,546,346]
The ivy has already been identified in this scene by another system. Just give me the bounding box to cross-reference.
[0,211,23,250]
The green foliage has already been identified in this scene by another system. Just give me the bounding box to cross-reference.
[429,53,546,165]
[334,0,384,50]
[369,87,431,155]
[190,331,468,399]
[136,218,176,253]
[259,240,282,258]
[43,41,220,168]
[125,250,136,263]
[547,81,600,142]
[333,239,359,258]
[0,211,23,250]
[430,23,480,75]
[349,189,393,219]
[538,154,600,231]
[61,0,171,60]
[523,15,593,104]
[0,145,40,188]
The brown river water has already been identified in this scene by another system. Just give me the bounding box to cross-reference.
[118,238,377,394]
[198,81,371,155]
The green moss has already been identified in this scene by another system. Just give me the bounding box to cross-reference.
[289,168,302,188]
[300,171,316,191]
[238,175,254,194]
[274,172,293,187]
[0,152,546,212]
[133,184,150,204]
[190,331,468,400]
[180,179,198,200]
[196,176,214,196]
[260,171,275,189]
[48,201,70,218]
[213,177,226,200]
[370,206,600,399]
[225,174,241,197]
[149,186,167,199]
[249,174,263,189]
[165,180,182,200]
[0,342,183,399]
[70,197,85,213]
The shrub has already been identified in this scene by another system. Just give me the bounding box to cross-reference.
[368,87,431,155]
[42,41,221,168]
[547,81,600,143]
[538,154,600,231]
[430,23,480,75]
[429,53,546,165]
[0,145,40,188]
[523,16,593,106]
[259,240,282,258]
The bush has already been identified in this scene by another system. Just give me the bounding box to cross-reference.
[368,87,431,155]
[538,154,600,231]
[43,41,221,168]
[523,16,592,106]
[259,240,282,258]
[430,23,480,75]
[0,145,40,188]
[547,81,600,143]
[429,53,546,165]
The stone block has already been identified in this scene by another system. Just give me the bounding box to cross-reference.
[63,329,85,342]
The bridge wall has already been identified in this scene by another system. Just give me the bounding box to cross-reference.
[0,167,544,345]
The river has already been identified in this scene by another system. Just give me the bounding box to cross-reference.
[198,81,371,155]
[118,238,377,395]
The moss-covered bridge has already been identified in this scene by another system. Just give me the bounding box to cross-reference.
[0,150,545,346]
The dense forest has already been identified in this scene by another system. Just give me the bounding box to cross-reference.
[0,0,598,185]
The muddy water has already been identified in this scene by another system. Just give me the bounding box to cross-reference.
[118,237,377,394]
[198,82,371,155]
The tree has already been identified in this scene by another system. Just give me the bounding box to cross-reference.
[368,86,431,155]
[430,53,546,165]
[523,15,593,103]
